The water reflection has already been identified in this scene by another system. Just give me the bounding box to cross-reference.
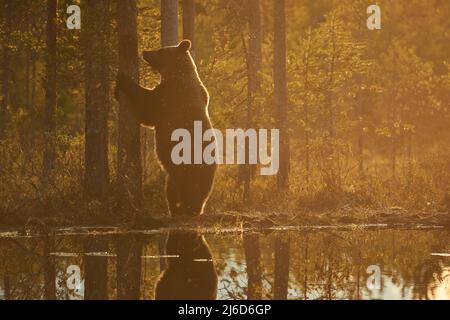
[116,235,144,300]
[84,237,108,300]
[243,233,262,299]
[155,231,218,300]
[0,229,448,300]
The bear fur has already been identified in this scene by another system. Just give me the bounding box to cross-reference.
[115,40,216,217]
[155,231,218,300]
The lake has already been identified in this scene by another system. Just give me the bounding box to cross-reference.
[0,228,448,300]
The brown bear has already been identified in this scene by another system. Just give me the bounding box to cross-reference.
[155,231,218,300]
[115,40,216,217]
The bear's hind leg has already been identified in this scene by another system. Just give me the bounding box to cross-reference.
[182,196,205,216]
[166,171,214,217]
[166,175,183,217]
[179,180,210,216]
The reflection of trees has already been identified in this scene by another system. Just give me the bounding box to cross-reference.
[412,259,444,300]
[274,233,290,300]
[289,231,351,300]
[84,237,108,300]
[210,230,449,300]
[243,233,262,299]
[215,234,275,300]
[0,237,58,299]
[116,235,143,300]
[312,232,348,300]
[215,247,247,300]
[303,234,309,300]
[0,229,448,300]
[43,235,56,299]
[3,275,10,300]
[287,230,450,300]
[380,231,447,300]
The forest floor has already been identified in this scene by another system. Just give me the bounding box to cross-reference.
[0,207,449,237]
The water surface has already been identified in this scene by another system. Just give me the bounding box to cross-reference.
[0,228,448,300]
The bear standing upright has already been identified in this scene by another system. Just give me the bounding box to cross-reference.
[115,40,216,216]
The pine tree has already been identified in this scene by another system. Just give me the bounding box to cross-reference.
[274,0,289,190]
[42,0,57,180]
[83,0,110,201]
[117,0,142,211]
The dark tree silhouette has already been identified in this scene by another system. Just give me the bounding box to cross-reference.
[0,1,11,140]
[83,0,110,200]
[116,235,143,300]
[301,29,313,184]
[3,275,10,300]
[239,0,263,203]
[243,233,262,299]
[84,237,108,300]
[274,0,289,190]
[274,233,290,299]
[117,0,142,210]
[42,0,57,180]
[274,0,290,190]
[161,0,178,46]
[182,0,195,55]
[43,235,56,300]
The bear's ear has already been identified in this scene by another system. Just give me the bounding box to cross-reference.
[178,40,192,52]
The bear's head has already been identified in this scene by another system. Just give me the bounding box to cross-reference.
[143,40,192,78]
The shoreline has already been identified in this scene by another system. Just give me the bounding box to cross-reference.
[0,208,448,238]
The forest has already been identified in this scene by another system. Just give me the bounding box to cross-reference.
[0,0,449,229]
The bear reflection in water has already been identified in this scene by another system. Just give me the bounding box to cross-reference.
[155,231,218,300]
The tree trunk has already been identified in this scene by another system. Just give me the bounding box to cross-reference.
[117,0,142,210]
[25,49,30,110]
[391,54,397,178]
[357,99,364,175]
[302,29,312,185]
[274,233,290,300]
[182,0,195,55]
[243,233,262,299]
[248,0,262,80]
[391,127,397,177]
[355,17,367,176]
[325,17,338,189]
[242,0,262,203]
[327,24,336,140]
[274,0,289,190]
[31,55,36,109]
[161,0,179,47]
[24,16,32,111]
[0,2,11,140]
[84,0,110,200]
[43,0,57,180]
[407,130,412,183]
